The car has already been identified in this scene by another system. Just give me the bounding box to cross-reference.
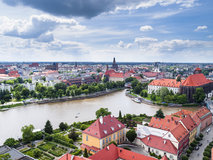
[206,128,211,133]
[198,143,202,146]
[195,146,199,150]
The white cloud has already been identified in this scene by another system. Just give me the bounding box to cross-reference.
[117,41,133,48]
[0,15,84,41]
[149,10,182,19]
[140,25,153,32]
[207,35,213,39]
[194,25,207,32]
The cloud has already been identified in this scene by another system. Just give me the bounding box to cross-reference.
[194,25,207,32]
[0,15,83,41]
[140,25,153,32]
[2,0,197,18]
[117,41,132,48]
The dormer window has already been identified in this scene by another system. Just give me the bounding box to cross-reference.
[88,129,90,131]
[118,124,121,128]
[111,127,114,131]
[104,130,107,134]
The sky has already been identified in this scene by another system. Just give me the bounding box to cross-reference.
[0,0,212,62]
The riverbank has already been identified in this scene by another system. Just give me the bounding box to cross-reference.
[0,88,124,111]
[125,91,200,107]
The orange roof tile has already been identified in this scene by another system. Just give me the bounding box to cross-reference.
[182,73,212,86]
[59,153,90,160]
[149,79,182,88]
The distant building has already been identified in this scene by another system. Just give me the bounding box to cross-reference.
[45,63,58,70]
[29,63,39,68]
[112,57,118,71]
[81,115,126,154]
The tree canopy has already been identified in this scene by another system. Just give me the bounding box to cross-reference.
[95,108,111,119]
[126,129,137,143]
[193,87,205,103]
[154,109,165,118]
[21,124,34,143]
[44,120,53,134]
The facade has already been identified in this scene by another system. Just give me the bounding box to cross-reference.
[81,115,126,154]
[148,79,182,94]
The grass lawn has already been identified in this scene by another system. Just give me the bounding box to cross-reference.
[38,142,56,151]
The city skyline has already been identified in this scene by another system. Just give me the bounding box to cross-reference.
[0,0,212,62]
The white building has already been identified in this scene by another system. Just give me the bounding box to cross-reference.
[148,79,181,94]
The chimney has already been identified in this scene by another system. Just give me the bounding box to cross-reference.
[99,116,103,124]
[107,146,109,150]
[71,155,75,160]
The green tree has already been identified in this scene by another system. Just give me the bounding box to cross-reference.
[176,76,181,82]
[33,148,42,158]
[131,80,139,89]
[181,155,188,160]
[193,88,205,103]
[154,109,165,118]
[21,88,30,99]
[119,110,122,120]
[3,138,18,147]
[0,153,11,160]
[59,122,68,131]
[151,92,156,101]
[95,108,111,119]
[126,129,137,143]
[68,129,79,141]
[21,124,35,143]
[83,148,89,158]
[159,87,170,101]
[44,120,53,134]
[177,94,187,104]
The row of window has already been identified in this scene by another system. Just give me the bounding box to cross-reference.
[102,130,125,145]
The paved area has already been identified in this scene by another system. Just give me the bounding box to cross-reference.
[119,144,149,156]
[190,123,213,160]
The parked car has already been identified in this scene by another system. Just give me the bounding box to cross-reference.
[198,143,202,146]
[195,146,199,150]
[206,128,211,133]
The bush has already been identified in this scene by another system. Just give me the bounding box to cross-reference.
[203,156,210,160]
[33,148,42,158]
[181,155,188,160]
[186,149,191,155]
[33,131,43,140]
[45,135,53,141]
[203,151,211,158]
[72,149,82,156]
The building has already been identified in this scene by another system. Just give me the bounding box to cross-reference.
[60,144,168,160]
[81,115,126,154]
[0,145,34,160]
[148,79,182,94]
[112,57,118,70]
[45,63,58,70]
[180,68,213,102]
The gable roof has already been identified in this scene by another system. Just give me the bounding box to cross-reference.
[149,115,189,142]
[140,135,178,155]
[109,72,124,78]
[180,115,197,132]
[89,144,158,160]
[149,79,182,88]
[195,107,211,119]
[182,73,212,86]
[82,115,125,139]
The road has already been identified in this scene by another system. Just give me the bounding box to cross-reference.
[190,123,213,160]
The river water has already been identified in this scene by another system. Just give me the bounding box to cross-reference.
[0,90,199,145]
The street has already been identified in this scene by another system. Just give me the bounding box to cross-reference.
[190,123,213,160]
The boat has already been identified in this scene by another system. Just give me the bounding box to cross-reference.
[132,98,141,103]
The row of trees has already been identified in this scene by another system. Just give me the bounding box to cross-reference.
[8,80,125,101]
[2,77,32,85]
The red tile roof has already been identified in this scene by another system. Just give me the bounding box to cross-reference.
[105,69,115,75]
[82,115,125,139]
[180,115,197,132]
[109,72,124,78]
[89,144,158,160]
[140,135,178,155]
[195,107,211,119]
[143,72,158,77]
[172,109,193,118]
[59,153,90,160]
[182,73,212,86]
[149,115,189,142]
[195,68,201,71]
[149,79,182,88]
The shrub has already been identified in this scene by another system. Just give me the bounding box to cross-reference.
[203,156,210,160]
[33,148,42,158]
[203,151,211,158]
[181,155,188,160]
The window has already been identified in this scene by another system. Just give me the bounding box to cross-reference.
[86,135,88,141]
[117,132,119,137]
[106,138,108,143]
[123,130,125,135]
[103,139,105,145]
[120,130,122,136]
[170,155,173,158]
[113,134,116,140]
[109,136,111,142]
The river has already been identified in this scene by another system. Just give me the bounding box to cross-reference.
[0,90,199,145]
